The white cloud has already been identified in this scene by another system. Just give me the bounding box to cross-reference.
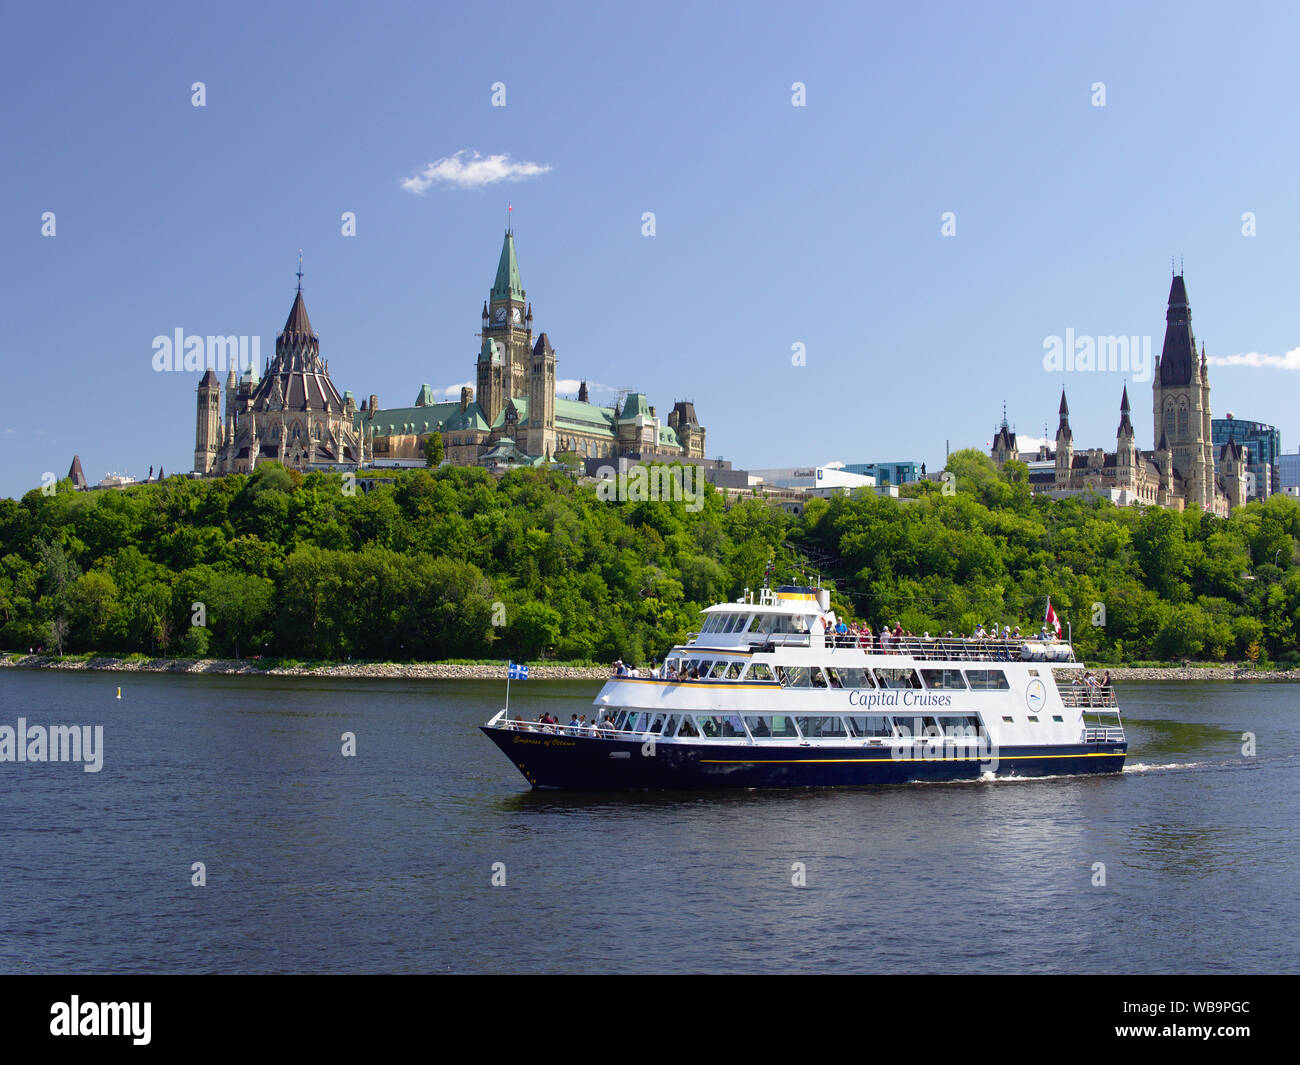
[557,379,614,395]
[401,150,552,193]
[1207,348,1300,370]
[440,381,474,398]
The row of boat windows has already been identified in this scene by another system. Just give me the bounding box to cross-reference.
[699,612,809,635]
[667,659,1011,691]
[609,710,986,740]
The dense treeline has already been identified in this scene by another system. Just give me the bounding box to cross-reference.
[792,450,1300,666]
[0,463,786,664]
[1,451,1298,665]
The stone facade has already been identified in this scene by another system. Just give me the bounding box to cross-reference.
[992,274,1247,515]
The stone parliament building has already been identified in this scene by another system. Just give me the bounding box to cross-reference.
[195,229,705,475]
[991,274,1248,516]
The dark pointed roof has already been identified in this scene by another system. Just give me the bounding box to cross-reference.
[1160,273,1196,387]
[532,332,554,357]
[199,368,220,388]
[1117,385,1134,437]
[249,287,342,414]
[282,289,314,337]
[67,454,87,488]
[1056,390,1072,443]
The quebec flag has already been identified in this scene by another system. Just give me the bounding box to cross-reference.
[508,663,529,680]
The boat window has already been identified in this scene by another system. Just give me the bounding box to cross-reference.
[612,710,631,730]
[965,669,1010,690]
[781,665,815,688]
[664,715,680,735]
[748,614,767,633]
[836,667,875,688]
[891,715,942,738]
[745,662,774,682]
[708,661,731,679]
[743,715,800,739]
[938,715,983,737]
[1052,715,1063,722]
[691,660,712,679]
[701,614,718,634]
[715,715,746,738]
[677,715,699,738]
[795,715,848,738]
[874,667,921,689]
[921,668,967,690]
[645,713,667,735]
[1001,715,1015,723]
[847,715,893,737]
[724,661,744,680]
[810,667,828,688]
[730,614,753,634]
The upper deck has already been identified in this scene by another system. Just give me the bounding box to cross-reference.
[688,585,1075,665]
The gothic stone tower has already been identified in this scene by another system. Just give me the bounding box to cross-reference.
[1152,274,1215,510]
[195,369,221,473]
[525,332,557,459]
[482,229,534,403]
[1054,389,1074,489]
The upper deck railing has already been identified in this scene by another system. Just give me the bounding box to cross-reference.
[685,631,1076,664]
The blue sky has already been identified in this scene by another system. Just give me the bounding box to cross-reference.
[3,0,1299,498]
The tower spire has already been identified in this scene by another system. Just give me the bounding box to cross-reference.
[296,249,303,292]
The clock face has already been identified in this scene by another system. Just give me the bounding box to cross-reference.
[511,307,521,323]
[494,307,506,322]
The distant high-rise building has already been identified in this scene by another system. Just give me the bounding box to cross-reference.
[1212,415,1280,501]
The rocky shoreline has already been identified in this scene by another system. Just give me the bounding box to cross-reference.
[2,654,1298,683]
[0,654,610,681]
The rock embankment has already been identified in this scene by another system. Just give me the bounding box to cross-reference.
[0,655,610,681]
[1105,665,1300,682]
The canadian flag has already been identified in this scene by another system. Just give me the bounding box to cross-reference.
[1045,598,1061,636]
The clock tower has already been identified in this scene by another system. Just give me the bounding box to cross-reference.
[483,228,533,400]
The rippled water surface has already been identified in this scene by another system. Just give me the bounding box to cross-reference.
[0,671,1295,973]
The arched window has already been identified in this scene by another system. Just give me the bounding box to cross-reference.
[1164,404,1176,437]
[1177,404,1189,436]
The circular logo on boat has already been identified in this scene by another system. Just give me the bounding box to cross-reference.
[1025,679,1047,713]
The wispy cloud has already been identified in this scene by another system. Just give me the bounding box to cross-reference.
[1207,348,1300,370]
[440,381,474,398]
[401,150,552,193]
[557,379,615,395]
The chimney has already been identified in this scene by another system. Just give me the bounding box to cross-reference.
[460,386,472,412]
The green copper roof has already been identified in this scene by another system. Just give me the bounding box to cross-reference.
[355,400,489,436]
[554,397,617,435]
[414,383,437,406]
[618,392,650,420]
[491,230,524,302]
[658,425,680,448]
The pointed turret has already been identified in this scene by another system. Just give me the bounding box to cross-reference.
[1117,384,1134,438]
[1056,389,1072,443]
[491,230,524,302]
[282,289,314,338]
[1159,273,1196,386]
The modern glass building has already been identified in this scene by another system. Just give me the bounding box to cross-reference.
[1212,415,1280,500]
[844,461,924,486]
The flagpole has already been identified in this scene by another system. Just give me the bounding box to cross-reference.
[505,661,511,714]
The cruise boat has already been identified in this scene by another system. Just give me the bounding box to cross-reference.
[481,584,1127,790]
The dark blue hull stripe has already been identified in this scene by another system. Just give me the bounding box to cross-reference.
[481,727,1128,790]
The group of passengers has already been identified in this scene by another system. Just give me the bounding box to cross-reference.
[1072,670,1112,691]
[510,712,621,736]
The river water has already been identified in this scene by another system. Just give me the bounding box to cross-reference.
[0,670,1295,974]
